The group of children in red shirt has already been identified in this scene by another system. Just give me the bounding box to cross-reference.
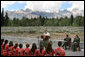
[1,39,65,56]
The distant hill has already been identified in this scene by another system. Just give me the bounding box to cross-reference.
[5,8,84,19]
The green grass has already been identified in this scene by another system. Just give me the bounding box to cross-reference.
[1,30,37,34]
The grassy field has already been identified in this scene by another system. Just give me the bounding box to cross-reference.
[1,26,84,42]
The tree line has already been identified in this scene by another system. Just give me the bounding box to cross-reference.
[1,8,84,27]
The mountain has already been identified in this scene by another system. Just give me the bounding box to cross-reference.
[5,8,84,19]
[6,9,38,19]
[59,9,72,18]
[72,8,84,17]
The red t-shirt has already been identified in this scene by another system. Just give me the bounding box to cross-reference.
[44,49,54,56]
[34,49,40,56]
[18,48,24,56]
[55,47,65,56]
[3,44,9,56]
[13,48,19,56]
[1,43,4,55]
[24,48,31,56]
[50,49,55,56]
[41,49,47,56]
[8,46,14,56]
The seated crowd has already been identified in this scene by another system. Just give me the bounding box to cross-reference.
[1,39,65,56]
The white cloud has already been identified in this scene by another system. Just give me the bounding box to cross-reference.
[1,1,16,8]
[24,1,65,12]
[1,1,26,9]
[18,1,26,3]
[67,1,84,11]
[1,1,84,12]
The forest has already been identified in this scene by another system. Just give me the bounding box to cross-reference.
[1,8,84,27]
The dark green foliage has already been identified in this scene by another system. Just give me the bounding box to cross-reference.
[4,12,9,26]
[1,8,84,27]
[1,8,5,26]
[70,15,74,26]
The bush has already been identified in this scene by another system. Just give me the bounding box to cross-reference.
[29,30,36,34]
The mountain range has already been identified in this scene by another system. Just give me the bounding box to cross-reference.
[5,8,84,19]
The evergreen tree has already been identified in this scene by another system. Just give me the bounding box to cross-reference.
[70,15,74,26]
[1,8,5,26]
[4,12,9,26]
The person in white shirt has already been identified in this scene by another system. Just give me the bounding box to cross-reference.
[43,30,50,36]
[41,30,50,41]
[42,30,50,41]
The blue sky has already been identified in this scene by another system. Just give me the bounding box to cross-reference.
[1,1,84,11]
[59,1,72,10]
[5,2,26,11]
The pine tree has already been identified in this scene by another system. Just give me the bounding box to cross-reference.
[4,12,9,26]
[1,8,5,26]
[70,15,74,26]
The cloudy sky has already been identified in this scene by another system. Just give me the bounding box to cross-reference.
[1,1,84,12]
